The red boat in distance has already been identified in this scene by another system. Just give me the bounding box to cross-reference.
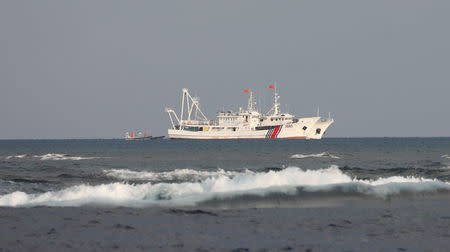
[124,131,164,140]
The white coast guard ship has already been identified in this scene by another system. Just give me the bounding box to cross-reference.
[166,85,334,139]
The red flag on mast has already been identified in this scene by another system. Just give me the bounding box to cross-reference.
[244,89,250,93]
[269,85,275,89]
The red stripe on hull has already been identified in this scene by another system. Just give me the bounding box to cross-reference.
[270,126,281,139]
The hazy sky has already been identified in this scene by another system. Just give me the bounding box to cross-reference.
[1,1,449,139]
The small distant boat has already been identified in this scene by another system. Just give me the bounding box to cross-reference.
[124,132,164,140]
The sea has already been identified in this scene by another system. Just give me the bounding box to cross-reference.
[1,138,450,208]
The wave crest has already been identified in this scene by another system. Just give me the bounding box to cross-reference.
[5,154,27,160]
[33,153,98,161]
[290,152,340,159]
[4,153,101,161]
[1,166,449,207]
[104,168,252,182]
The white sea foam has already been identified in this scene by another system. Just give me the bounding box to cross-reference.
[33,153,98,161]
[5,154,27,160]
[104,168,253,181]
[290,152,340,159]
[1,166,448,207]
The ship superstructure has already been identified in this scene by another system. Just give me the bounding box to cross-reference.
[166,85,334,139]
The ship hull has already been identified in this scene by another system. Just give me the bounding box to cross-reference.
[168,117,333,140]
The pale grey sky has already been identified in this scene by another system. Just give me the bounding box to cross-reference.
[1,1,449,139]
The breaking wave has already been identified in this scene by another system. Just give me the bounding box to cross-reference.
[33,153,99,161]
[104,168,253,182]
[290,152,340,159]
[1,166,449,207]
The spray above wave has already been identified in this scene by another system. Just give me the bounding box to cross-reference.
[290,152,340,159]
[1,166,449,207]
[104,168,253,182]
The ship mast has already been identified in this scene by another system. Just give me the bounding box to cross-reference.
[248,91,254,112]
[244,89,255,112]
[267,83,280,115]
[175,89,208,127]
[273,85,280,115]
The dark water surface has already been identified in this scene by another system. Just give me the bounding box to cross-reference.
[0,138,449,207]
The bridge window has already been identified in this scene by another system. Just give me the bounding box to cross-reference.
[185,126,202,132]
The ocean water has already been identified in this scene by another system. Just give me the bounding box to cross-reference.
[0,138,449,208]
